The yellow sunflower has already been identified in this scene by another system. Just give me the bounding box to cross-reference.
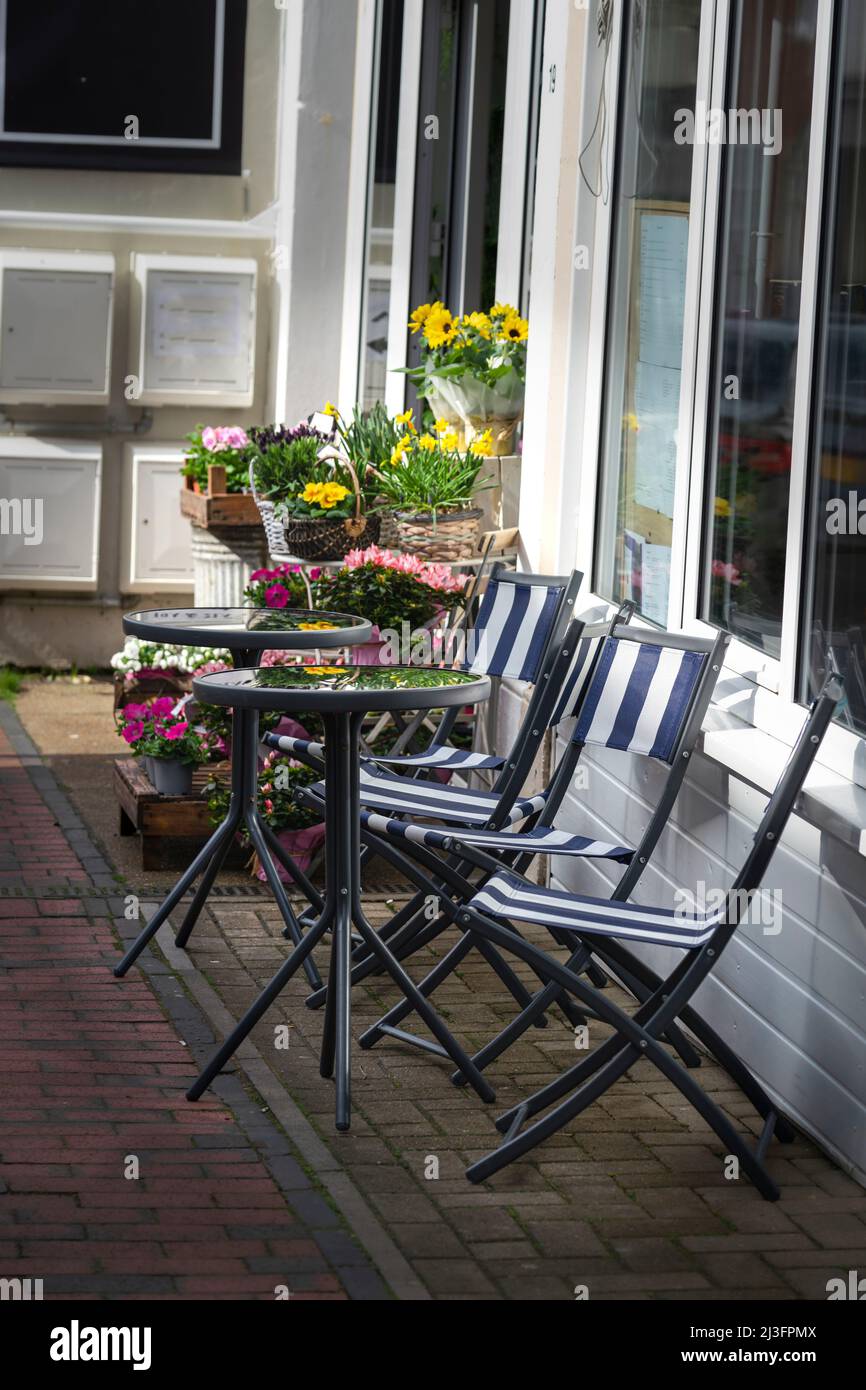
[424,304,459,349]
[408,303,434,335]
[463,311,492,339]
[490,302,517,320]
[499,312,529,343]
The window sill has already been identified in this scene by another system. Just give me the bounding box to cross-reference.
[698,704,866,860]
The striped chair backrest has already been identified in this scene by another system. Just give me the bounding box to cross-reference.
[465,578,566,682]
[572,636,708,762]
[550,632,603,726]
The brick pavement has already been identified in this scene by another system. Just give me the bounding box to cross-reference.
[180,893,866,1301]
[0,712,390,1300]
[5,696,866,1302]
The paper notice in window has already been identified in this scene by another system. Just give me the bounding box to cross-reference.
[634,360,679,518]
[638,215,688,371]
[641,543,671,627]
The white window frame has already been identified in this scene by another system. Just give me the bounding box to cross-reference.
[568,0,866,798]
[337,0,424,416]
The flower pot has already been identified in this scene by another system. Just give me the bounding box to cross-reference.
[395,508,483,562]
[256,823,326,883]
[143,756,157,785]
[282,512,381,562]
[151,758,194,796]
[424,374,525,456]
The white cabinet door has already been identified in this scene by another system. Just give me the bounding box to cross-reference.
[0,251,114,404]
[122,446,193,592]
[0,439,101,587]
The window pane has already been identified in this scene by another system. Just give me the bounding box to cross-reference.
[359,0,405,409]
[803,0,866,732]
[595,0,703,625]
[701,0,818,656]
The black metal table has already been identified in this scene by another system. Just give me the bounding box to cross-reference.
[185,664,491,1130]
[113,608,372,981]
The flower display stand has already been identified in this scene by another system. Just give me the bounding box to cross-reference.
[180,464,268,607]
[114,757,248,872]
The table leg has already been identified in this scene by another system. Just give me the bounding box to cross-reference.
[113,707,254,978]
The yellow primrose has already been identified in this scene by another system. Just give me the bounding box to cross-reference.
[714,497,732,518]
[470,429,494,458]
[319,483,350,509]
[418,433,438,452]
[301,482,327,504]
[499,311,529,343]
[298,621,339,631]
[424,304,459,348]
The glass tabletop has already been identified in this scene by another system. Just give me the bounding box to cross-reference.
[123,607,372,650]
[192,664,491,713]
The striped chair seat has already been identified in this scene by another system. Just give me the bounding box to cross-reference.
[364,812,633,861]
[368,746,506,772]
[469,871,726,949]
[266,733,504,773]
[306,764,549,826]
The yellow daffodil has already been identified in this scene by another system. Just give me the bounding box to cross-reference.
[324,401,340,417]
[424,304,459,348]
[499,311,529,343]
[418,433,438,452]
[470,429,494,458]
[440,430,460,451]
[434,417,451,435]
[395,408,415,431]
[408,303,434,334]
[714,497,732,518]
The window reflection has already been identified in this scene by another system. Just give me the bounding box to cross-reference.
[702,0,818,657]
[804,0,866,732]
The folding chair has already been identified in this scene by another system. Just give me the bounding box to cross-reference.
[353,622,728,1071]
[452,674,843,1198]
[266,563,584,779]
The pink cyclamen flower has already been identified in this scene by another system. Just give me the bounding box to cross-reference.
[265,584,290,609]
[122,721,145,744]
[711,560,742,586]
[161,721,189,741]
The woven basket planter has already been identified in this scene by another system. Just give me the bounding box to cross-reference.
[282,512,381,561]
[394,508,482,562]
[250,458,379,561]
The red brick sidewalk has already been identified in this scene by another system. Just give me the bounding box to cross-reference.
[0,721,386,1300]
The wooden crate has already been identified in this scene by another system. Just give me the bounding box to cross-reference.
[114,757,246,871]
[180,464,261,528]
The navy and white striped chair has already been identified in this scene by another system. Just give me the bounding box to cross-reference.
[265,565,584,779]
[352,623,728,1072]
[455,676,843,1198]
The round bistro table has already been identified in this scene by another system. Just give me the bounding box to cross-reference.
[185,663,491,1130]
[114,608,372,982]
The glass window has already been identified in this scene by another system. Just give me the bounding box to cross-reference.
[359,0,405,409]
[595,0,703,625]
[700,0,818,657]
[803,0,866,732]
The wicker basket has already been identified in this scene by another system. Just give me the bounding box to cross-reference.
[249,458,379,562]
[394,508,482,562]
